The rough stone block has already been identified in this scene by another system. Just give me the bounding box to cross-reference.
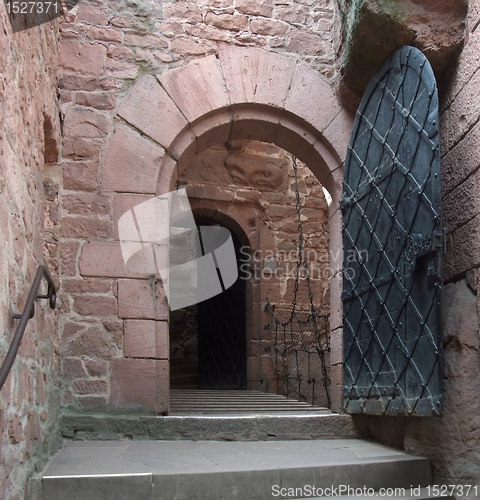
[286,29,328,56]
[124,320,169,359]
[62,193,111,217]
[236,0,273,17]
[59,74,98,91]
[73,295,117,317]
[62,138,101,160]
[84,359,108,378]
[105,59,139,79]
[118,74,188,150]
[62,277,112,294]
[75,92,117,110]
[250,18,288,36]
[110,358,169,413]
[60,324,122,358]
[86,27,122,43]
[61,358,87,378]
[76,3,108,25]
[101,124,164,194]
[59,42,107,76]
[107,44,134,60]
[62,161,99,191]
[79,241,151,279]
[124,33,169,49]
[275,4,310,24]
[73,379,108,395]
[62,240,81,277]
[219,46,295,107]
[170,37,213,57]
[62,216,111,239]
[158,55,229,122]
[205,12,248,31]
[117,279,168,320]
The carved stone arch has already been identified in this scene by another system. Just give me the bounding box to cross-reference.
[104,46,354,411]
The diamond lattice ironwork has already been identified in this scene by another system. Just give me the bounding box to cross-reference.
[342,46,443,416]
[198,227,247,390]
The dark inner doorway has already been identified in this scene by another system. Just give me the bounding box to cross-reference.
[170,219,247,390]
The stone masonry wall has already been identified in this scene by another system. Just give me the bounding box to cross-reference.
[354,0,480,485]
[0,11,61,500]
[56,0,337,413]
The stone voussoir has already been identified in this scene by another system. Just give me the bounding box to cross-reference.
[157,55,230,123]
[218,45,296,108]
[117,74,189,149]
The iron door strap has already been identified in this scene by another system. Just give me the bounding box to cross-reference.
[342,46,443,417]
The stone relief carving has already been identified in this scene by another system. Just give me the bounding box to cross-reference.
[224,154,287,190]
[179,142,289,190]
[199,163,231,184]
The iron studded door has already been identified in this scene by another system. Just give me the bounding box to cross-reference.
[342,46,443,416]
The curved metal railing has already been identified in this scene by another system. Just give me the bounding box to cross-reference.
[0,262,57,391]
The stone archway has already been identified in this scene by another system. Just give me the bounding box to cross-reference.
[86,46,353,413]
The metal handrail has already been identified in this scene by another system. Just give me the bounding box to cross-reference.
[0,262,57,391]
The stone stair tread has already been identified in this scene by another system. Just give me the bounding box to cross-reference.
[40,439,432,500]
[168,389,327,414]
[43,438,428,476]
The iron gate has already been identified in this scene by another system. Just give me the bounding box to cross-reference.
[342,46,443,416]
[197,226,247,390]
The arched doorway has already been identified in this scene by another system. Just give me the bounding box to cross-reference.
[170,218,247,391]
[98,46,353,413]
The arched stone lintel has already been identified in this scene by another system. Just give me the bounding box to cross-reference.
[155,104,347,197]
[111,48,352,197]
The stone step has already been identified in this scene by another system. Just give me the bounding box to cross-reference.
[169,389,327,414]
[39,439,433,500]
[61,390,355,441]
[61,410,358,441]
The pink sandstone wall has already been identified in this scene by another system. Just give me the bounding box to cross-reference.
[56,0,344,414]
[0,12,61,500]
[53,0,480,485]
[355,0,480,485]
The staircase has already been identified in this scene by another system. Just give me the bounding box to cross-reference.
[36,391,444,500]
